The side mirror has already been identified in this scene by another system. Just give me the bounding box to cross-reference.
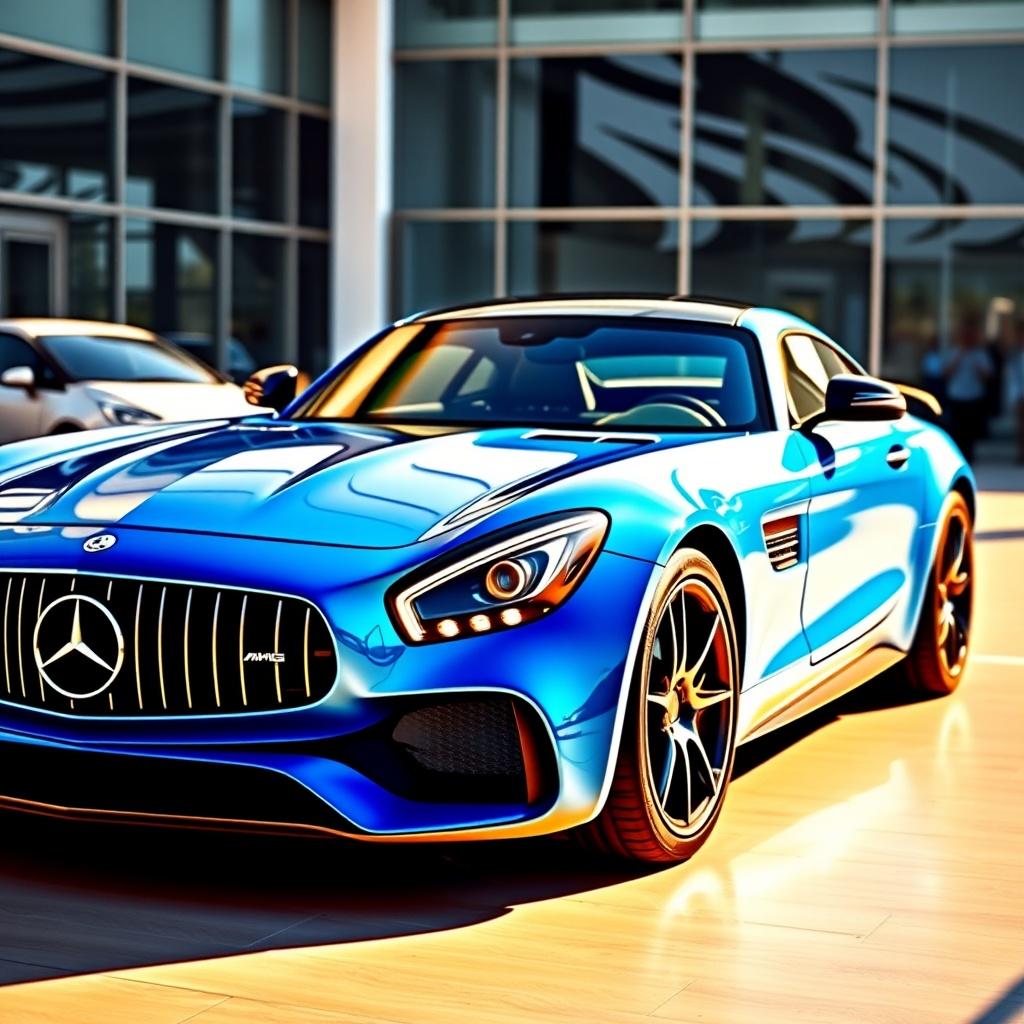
[894,382,943,425]
[802,374,906,431]
[243,364,298,413]
[0,365,36,396]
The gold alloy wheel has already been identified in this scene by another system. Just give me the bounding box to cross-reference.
[644,574,736,839]
[935,501,973,680]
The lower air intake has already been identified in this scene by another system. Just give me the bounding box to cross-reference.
[393,699,526,778]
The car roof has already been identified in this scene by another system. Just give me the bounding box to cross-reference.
[408,294,755,326]
[0,318,160,342]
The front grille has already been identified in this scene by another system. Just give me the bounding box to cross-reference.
[0,571,338,717]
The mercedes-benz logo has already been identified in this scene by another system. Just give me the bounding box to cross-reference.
[83,534,117,553]
[33,595,125,699]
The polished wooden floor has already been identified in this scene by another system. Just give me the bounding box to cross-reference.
[1,469,1022,1024]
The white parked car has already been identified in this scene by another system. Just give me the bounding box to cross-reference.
[0,319,258,443]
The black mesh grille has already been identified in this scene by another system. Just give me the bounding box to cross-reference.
[0,571,337,717]
[392,699,526,778]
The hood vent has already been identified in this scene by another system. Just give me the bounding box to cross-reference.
[763,514,800,571]
[0,487,60,521]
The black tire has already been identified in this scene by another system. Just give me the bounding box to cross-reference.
[904,491,974,695]
[580,549,739,863]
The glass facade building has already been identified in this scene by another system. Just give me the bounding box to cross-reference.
[0,0,332,377]
[0,1,1020,391]
[392,0,1024,387]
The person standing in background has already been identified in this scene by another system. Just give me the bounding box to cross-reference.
[945,313,993,463]
[984,313,1009,432]
[921,335,946,405]
[1006,318,1024,464]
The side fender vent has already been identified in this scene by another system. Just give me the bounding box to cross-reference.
[763,515,801,571]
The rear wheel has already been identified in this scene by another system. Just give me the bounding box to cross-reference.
[905,491,974,695]
[581,550,739,863]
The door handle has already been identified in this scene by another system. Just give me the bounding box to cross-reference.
[886,445,911,469]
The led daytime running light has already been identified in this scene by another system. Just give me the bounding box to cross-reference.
[390,511,608,644]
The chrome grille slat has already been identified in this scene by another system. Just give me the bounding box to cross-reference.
[134,584,144,710]
[238,594,249,708]
[16,578,26,698]
[0,572,337,718]
[157,586,168,710]
[183,588,193,710]
[273,599,283,705]
[212,591,222,708]
[3,578,11,694]
[303,606,311,699]
[35,577,45,703]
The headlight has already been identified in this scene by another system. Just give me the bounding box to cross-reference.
[389,510,608,644]
[98,400,162,426]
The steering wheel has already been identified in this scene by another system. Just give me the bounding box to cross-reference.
[596,394,726,429]
[645,393,727,427]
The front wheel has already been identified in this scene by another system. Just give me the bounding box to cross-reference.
[581,550,739,863]
[904,491,974,695]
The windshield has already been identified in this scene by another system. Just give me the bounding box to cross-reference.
[295,317,769,432]
[41,335,220,384]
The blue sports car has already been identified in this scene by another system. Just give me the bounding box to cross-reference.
[0,297,974,862]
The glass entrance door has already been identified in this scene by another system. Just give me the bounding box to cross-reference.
[0,210,66,318]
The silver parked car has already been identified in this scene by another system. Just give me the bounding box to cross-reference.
[0,319,257,443]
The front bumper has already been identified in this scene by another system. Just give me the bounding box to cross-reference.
[0,525,658,840]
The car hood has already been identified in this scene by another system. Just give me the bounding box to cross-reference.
[80,380,257,420]
[0,419,705,548]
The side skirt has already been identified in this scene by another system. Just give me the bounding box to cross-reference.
[739,645,906,745]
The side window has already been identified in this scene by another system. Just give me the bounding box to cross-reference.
[814,339,861,379]
[781,333,829,424]
[781,334,861,424]
[0,334,41,377]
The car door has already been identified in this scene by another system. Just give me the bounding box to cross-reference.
[782,332,923,663]
[0,333,46,443]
